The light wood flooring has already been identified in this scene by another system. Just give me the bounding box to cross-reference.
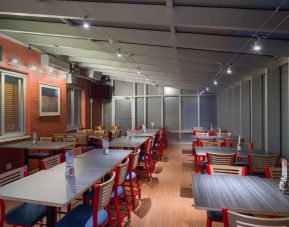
[4,144,223,227]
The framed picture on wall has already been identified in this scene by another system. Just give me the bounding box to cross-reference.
[39,84,60,116]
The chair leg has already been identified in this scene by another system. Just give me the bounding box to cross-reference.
[206,218,212,227]
[114,195,122,227]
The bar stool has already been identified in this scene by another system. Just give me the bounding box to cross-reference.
[109,158,131,227]
[124,149,141,209]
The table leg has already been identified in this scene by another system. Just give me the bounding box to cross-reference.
[24,148,29,166]
[47,206,56,227]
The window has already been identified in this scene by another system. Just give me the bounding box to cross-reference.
[0,71,25,138]
[67,87,82,129]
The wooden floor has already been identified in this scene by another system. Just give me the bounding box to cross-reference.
[129,144,222,227]
[4,144,223,227]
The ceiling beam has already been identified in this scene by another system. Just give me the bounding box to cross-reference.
[0,1,289,33]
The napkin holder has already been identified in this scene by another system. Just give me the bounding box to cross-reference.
[279,176,289,194]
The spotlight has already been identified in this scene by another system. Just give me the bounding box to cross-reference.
[206,87,209,91]
[214,78,218,85]
[145,76,149,81]
[226,65,232,74]
[137,67,141,74]
[117,48,122,58]
[253,37,262,51]
[48,67,54,73]
[199,91,202,95]
[28,44,32,52]
[83,15,90,29]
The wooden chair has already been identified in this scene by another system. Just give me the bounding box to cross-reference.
[39,137,53,142]
[70,147,83,157]
[109,158,130,227]
[40,154,62,170]
[265,167,289,179]
[124,149,141,209]
[63,137,77,148]
[222,209,289,227]
[76,129,86,134]
[55,172,116,227]
[207,153,236,166]
[248,154,279,176]
[53,134,66,142]
[207,164,247,176]
[75,134,88,152]
[199,140,224,147]
[205,166,246,227]
[0,167,47,227]
[86,129,94,136]
[227,141,253,149]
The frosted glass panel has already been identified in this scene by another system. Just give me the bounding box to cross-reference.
[200,96,217,129]
[103,101,111,127]
[181,96,198,131]
[164,97,179,131]
[114,80,133,96]
[147,85,162,95]
[136,83,144,96]
[164,87,180,96]
[241,80,251,140]
[136,97,144,127]
[115,99,132,132]
[147,97,161,128]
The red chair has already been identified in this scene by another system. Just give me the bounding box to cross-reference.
[125,150,141,209]
[56,172,116,227]
[136,138,153,180]
[109,158,131,227]
[152,130,164,161]
[0,166,47,227]
[205,165,246,227]
[248,154,279,176]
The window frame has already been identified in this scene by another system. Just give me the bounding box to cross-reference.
[0,70,26,139]
[66,86,82,130]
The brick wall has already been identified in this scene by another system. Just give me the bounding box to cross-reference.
[0,37,102,173]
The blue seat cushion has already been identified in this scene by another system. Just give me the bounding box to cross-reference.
[207,211,223,221]
[111,186,124,199]
[234,161,249,167]
[140,155,150,161]
[5,203,47,226]
[199,161,208,168]
[28,153,49,159]
[253,172,266,178]
[56,204,107,227]
[125,171,136,180]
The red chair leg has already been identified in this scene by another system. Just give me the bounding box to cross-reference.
[206,218,212,227]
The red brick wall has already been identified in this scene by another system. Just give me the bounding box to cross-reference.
[0,37,102,173]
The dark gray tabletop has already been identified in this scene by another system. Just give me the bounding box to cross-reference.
[109,136,149,148]
[195,146,271,157]
[192,174,289,216]
[77,149,132,160]
[0,141,75,150]
[0,149,132,207]
[192,135,240,141]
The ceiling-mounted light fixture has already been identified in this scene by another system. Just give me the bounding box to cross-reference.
[152,82,156,86]
[117,48,122,58]
[137,67,141,74]
[214,78,218,85]
[206,87,209,91]
[145,76,149,81]
[226,64,232,74]
[253,37,262,51]
[199,90,202,95]
[83,15,90,29]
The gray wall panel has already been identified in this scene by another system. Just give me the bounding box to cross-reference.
[281,64,289,159]
[164,96,179,131]
[136,97,144,127]
[233,85,241,136]
[266,67,280,154]
[181,96,198,131]
[251,76,263,149]
[200,96,217,128]
[241,80,251,141]
[147,97,162,128]
[114,80,133,96]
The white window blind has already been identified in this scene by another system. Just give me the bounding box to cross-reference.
[0,71,24,138]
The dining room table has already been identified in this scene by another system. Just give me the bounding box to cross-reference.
[132,128,160,137]
[192,174,289,216]
[109,136,150,150]
[0,148,132,227]
[0,140,75,166]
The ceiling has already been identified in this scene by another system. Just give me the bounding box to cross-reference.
[0,0,288,92]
